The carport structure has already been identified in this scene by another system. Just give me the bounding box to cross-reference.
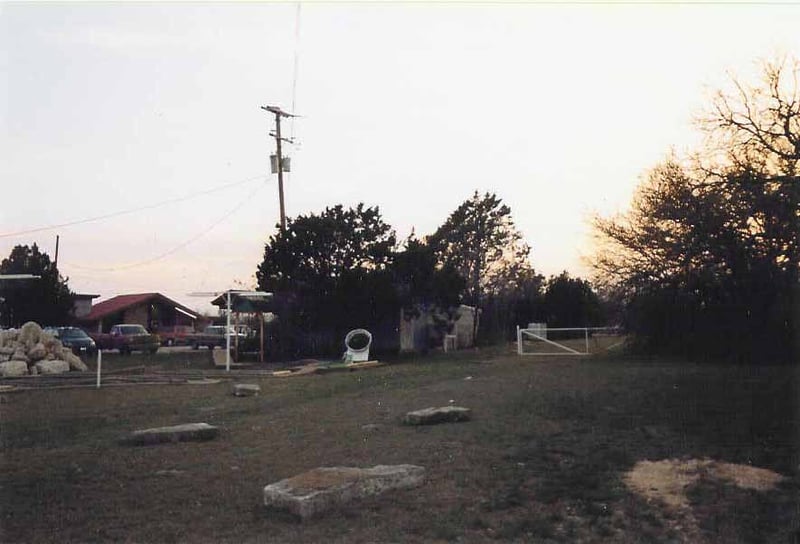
[209,290,274,368]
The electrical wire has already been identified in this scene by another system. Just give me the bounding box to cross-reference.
[64,181,266,272]
[0,173,267,239]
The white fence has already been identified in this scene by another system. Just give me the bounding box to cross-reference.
[516,325,624,356]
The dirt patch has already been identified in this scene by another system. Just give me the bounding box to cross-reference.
[625,458,785,509]
[625,457,787,539]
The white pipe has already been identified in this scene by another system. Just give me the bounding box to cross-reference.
[96,350,102,388]
[225,291,231,372]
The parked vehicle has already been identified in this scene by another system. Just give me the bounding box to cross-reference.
[44,326,97,356]
[189,325,245,350]
[91,324,160,355]
[157,325,195,346]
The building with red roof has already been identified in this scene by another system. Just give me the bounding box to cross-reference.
[80,293,199,334]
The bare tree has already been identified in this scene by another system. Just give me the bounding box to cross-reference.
[591,57,799,361]
[700,56,800,176]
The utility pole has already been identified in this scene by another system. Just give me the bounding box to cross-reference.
[261,105,297,231]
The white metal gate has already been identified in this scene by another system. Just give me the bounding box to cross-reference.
[516,325,624,356]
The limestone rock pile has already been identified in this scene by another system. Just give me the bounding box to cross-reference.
[0,322,89,377]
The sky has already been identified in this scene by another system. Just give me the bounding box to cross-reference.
[1,2,798,315]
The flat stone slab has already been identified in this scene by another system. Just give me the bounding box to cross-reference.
[121,422,219,446]
[186,378,222,385]
[263,464,425,519]
[403,406,472,425]
[35,360,70,375]
[233,383,260,397]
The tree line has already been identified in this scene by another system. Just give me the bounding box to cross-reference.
[254,195,604,358]
[591,57,798,363]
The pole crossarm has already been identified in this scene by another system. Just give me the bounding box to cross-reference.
[261,104,298,231]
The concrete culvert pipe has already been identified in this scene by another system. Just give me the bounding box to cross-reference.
[344,329,372,362]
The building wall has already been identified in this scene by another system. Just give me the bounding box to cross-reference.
[73,299,94,319]
[399,304,476,352]
[123,304,150,329]
[453,305,477,349]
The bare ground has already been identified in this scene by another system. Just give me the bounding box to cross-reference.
[1,347,798,543]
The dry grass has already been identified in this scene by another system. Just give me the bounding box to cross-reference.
[1,347,797,543]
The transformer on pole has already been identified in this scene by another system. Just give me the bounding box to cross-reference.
[260,105,298,231]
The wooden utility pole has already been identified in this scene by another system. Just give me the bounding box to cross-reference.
[261,105,297,231]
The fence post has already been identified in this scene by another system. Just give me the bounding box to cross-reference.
[96,350,102,389]
[584,328,589,354]
[516,325,521,355]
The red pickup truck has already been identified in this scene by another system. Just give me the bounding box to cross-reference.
[156,325,195,346]
[91,324,160,355]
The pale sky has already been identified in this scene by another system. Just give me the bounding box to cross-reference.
[1,2,798,314]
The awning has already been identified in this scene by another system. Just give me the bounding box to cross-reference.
[210,291,275,313]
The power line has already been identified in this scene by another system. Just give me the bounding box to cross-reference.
[0,174,267,239]
[63,181,266,272]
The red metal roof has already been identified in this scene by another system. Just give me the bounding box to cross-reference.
[81,293,197,322]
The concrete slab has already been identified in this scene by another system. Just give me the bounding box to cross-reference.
[121,422,219,446]
[263,464,424,519]
[233,383,260,397]
[186,378,222,385]
[403,406,472,425]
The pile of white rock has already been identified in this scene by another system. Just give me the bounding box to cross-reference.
[0,322,89,377]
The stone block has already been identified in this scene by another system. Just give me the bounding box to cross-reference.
[0,360,29,377]
[27,342,47,362]
[264,464,424,519]
[403,406,472,425]
[62,351,88,371]
[232,383,260,397]
[34,360,70,375]
[121,422,219,446]
[18,322,42,347]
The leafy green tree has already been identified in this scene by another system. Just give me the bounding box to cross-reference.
[592,58,799,362]
[542,272,603,328]
[391,236,466,346]
[481,267,545,344]
[256,204,397,347]
[0,244,74,327]
[392,236,464,313]
[428,191,534,343]
[256,203,395,293]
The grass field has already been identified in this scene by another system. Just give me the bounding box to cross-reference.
[1,347,798,543]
